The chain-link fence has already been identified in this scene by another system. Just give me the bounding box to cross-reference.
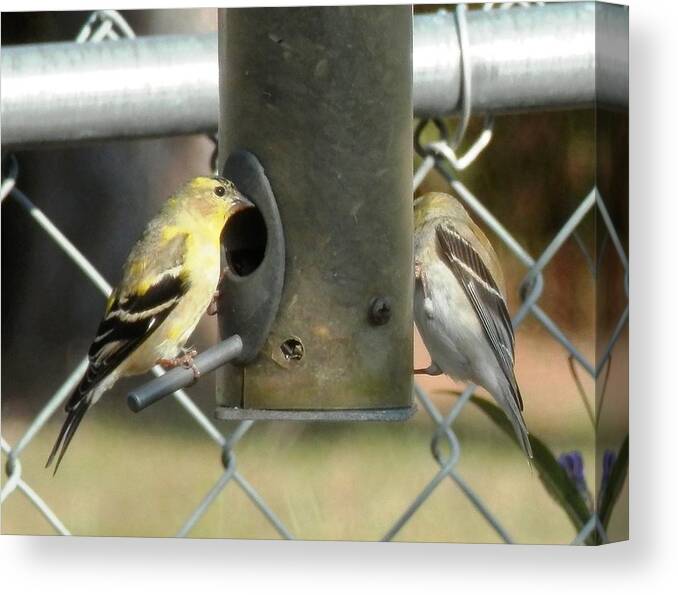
[1,5,628,544]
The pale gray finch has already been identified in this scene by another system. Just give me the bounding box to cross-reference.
[413,192,532,457]
[47,176,252,473]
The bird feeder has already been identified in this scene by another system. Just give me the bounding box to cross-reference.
[215,5,414,420]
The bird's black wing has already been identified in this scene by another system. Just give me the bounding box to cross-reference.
[71,273,189,406]
[435,222,522,411]
[47,233,190,472]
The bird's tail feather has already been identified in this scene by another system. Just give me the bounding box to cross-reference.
[46,396,91,475]
[501,385,533,459]
[510,415,533,459]
[507,406,533,459]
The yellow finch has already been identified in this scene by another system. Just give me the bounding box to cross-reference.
[413,192,531,457]
[47,176,252,473]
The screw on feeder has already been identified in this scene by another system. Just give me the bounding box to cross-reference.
[368,296,393,326]
[280,338,304,362]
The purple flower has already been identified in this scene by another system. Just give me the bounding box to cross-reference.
[558,449,619,513]
[598,449,617,505]
[557,451,588,498]
[601,450,616,488]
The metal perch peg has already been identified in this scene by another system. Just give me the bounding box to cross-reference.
[127,335,243,412]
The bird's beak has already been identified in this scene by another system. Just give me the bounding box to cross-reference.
[232,191,255,213]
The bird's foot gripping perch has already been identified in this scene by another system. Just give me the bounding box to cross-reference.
[158,347,201,380]
[413,362,443,376]
[128,335,244,413]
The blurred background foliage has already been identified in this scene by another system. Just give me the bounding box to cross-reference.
[1,7,627,543]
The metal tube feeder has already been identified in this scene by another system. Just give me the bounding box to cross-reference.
[215,5,415,421]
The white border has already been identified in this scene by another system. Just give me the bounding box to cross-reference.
[3,0,678,592]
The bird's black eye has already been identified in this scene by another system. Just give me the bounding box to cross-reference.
[214,186,226,197]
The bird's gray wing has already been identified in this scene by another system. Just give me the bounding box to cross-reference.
[435,222,522,411]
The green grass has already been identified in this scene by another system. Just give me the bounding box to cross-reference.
[1,396,616,543]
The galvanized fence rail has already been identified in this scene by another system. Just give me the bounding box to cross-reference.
[1,6,627,544]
